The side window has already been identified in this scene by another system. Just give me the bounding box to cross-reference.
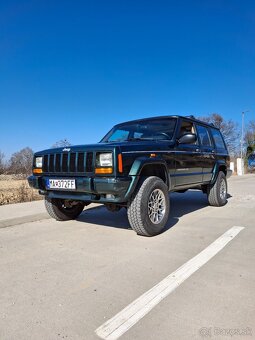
[178,120,197,144]
[210,128,226,150]
[196,125,212,147]
[134,132,143,138]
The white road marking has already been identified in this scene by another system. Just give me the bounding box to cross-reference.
[95,226,244,340]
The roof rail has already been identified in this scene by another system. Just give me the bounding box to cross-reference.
[185,115,216,127]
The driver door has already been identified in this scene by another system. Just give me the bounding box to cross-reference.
[174,119,203,186]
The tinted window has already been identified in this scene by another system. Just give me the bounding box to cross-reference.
[211,128,226,149]
[196,125,212,147]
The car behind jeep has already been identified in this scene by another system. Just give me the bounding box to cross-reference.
[28,115,232,236]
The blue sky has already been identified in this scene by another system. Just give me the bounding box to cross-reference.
[0,0,254,158]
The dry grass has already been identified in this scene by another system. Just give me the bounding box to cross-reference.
[0,175,42,205]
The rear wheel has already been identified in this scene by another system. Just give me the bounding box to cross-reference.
[44,197,85,221]
[207,171,228,206]
[127,176,170,236]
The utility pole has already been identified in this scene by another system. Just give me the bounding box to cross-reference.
[241,110,249,175]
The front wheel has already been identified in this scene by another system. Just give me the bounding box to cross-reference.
[127,176,170,236]
[207,171,228,206]
[44,197,85,221]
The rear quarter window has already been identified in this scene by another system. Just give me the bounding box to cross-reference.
[210,128,227,150]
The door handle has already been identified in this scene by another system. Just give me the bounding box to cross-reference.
[195,148,200,152]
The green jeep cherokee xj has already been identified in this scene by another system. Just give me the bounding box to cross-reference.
[28,115,232,237]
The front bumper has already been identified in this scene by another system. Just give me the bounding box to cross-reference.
[28,175,138,203]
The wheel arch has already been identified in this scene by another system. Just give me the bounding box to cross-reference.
[129,157,170,189]
[211,161,227,184]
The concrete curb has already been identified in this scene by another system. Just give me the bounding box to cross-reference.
[0,213,50,229]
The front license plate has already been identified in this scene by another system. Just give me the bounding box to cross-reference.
[46,179,76,190]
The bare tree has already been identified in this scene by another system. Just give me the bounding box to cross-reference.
[249,120,255,130]
[198,113,240,156]
[245,120,255,157]
[0,150,6,174]
[245,120,255,145]
[9,147,34,175]
[52,139,71,148]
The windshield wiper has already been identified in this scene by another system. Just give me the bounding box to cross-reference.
[103,137,167,143]
[127,137,156,141]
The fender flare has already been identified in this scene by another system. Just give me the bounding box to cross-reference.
[211,161,227,184]
[128,157,171,189]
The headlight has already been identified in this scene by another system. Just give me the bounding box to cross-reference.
[98,153,113,167]
[35,156,43,168]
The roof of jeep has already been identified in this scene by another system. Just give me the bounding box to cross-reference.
[114,115,219,129]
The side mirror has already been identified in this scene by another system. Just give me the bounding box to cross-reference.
[178,133,197,144]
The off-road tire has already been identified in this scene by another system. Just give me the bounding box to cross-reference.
[44,197,85,221]
[207,171,228,207]
[127,176,170,236]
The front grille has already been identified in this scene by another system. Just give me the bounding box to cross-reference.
[70,153,76,172]
[55,154,61,172]
[49,154,54,172]
[62,154,68,172]
[86,152,93,172]
[43,155,48,172]
[41,152,94,174]
[77,153,85,172]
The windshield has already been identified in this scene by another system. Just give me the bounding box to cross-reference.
[101,118,177,143]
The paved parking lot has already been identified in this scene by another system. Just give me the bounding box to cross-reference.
[0,175,254,340]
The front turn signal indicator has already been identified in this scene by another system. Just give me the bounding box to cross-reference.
[33,168,43,174]
[118,153,123,173]
[95,167,113,174]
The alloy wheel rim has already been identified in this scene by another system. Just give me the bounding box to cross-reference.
[148,189,166,224]
[219,179,227,200]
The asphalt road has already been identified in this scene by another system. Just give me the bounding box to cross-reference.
[0,175,254,340]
